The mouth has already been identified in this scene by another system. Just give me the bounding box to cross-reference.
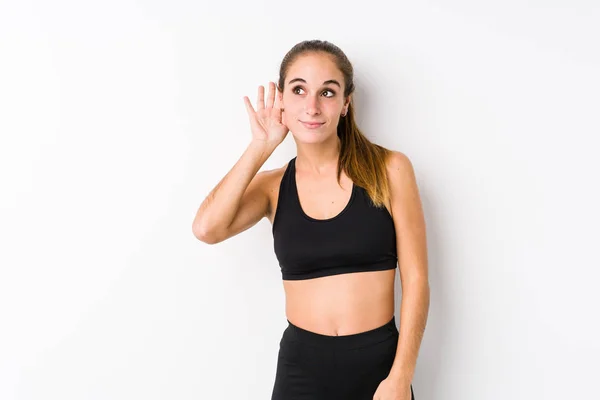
[300,121,325,129]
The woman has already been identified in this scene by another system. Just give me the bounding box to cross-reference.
[193,40,429,400]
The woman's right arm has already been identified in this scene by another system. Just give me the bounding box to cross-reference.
[192,139,278,244]
[192,82,288,244]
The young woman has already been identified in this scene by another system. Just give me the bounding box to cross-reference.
[193,40,429,400]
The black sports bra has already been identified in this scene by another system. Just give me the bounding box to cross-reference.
[272,157,398,280]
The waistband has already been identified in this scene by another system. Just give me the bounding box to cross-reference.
[284,315,398,350]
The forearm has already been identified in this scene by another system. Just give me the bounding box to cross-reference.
[388,277,430,383]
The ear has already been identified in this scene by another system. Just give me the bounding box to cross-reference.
[343,94,352,113]
[345,94,352,109]
[277,89,284,110]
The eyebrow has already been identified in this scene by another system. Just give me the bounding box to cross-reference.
[287,78,341,88]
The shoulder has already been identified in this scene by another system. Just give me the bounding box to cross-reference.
[257,160,289,191]
[384,150,418,189]
[385,150,415,176]
[256,160,290,222]
[384,150,421,218]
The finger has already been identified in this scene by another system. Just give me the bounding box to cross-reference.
[266,82,276,109]
[257,85,265,110]
[243,96,255,116]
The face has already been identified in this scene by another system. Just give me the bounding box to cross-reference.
[281,52,351,143]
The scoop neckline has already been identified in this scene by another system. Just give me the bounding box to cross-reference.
[292,157,356,223]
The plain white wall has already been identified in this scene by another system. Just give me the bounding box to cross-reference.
[1,1,599,399]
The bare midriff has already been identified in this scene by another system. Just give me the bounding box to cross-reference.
[282,269,396,336]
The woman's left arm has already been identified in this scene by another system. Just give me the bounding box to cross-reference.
[386,150,430,385]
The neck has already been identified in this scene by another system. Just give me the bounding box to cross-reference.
[295,135,341,174]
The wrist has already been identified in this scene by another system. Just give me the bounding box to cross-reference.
[249,138,279,152]
[387,367,413,385]
[246,139,277,163]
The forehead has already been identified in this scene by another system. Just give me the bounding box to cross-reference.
[286,52,343,85]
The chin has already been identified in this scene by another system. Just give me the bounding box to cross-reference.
[292,129,334,144]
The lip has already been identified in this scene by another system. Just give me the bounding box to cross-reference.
[300,121,325,129]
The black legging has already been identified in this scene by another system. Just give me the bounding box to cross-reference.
[271,315,415,400]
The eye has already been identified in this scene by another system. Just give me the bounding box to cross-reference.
[291,86,336,98]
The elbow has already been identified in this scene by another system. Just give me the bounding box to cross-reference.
[192,222,223,244]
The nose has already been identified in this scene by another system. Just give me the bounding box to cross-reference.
[304,94,321,115]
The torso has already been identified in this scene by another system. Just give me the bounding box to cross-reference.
[263,161,396,336]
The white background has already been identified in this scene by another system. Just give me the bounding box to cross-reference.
[1,1,599,399]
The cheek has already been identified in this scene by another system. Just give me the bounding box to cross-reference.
[282,95,299,111]
[282,110,297,127]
